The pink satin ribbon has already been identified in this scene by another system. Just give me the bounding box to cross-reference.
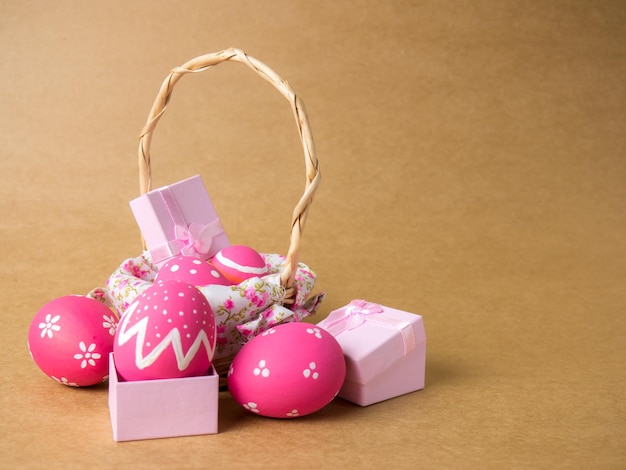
[149,187,224,263]
[320,300,416,356]
[174,221,223,257]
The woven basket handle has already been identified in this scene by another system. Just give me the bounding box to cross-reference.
[138,48,320,299]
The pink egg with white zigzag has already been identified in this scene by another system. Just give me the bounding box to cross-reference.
[28,295,118,387]
[113,279,216,381]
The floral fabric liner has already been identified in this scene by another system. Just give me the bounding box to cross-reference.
[88,252,324,371]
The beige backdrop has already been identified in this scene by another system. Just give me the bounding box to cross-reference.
[1,1,625,468]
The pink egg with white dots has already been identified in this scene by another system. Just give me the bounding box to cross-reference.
[28,295,118,387]
[113,280,217,381]
[227,322,346,418]
[210,245,267,284]
[156,255,232,286]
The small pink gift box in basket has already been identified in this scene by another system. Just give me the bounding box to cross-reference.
[130,174,230,268]
[317,300,426,406]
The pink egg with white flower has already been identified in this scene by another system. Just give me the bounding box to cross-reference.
[227,322,346,418]
[28,295,118,387]
[155,255,232,286]
[113,279,216,381]
[210,245,267,284]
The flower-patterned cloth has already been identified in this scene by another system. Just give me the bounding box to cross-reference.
[87,252,324,373]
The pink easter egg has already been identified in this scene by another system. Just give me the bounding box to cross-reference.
[227,322,346,418]
[155,255,232,286]
[28,295,118,387]
[210,245,267,284]
[113,279,216,381]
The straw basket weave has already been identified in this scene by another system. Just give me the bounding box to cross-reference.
[89,48,324,375]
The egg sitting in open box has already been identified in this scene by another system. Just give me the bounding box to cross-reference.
[113,279,217,381]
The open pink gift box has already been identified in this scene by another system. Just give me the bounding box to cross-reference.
[317,300,426,406]
[108,353,219,442]
[129,174,230,268]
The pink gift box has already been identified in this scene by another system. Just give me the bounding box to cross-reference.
[108,353,219,441]
[129,174,230,267]
[317,300,426,406]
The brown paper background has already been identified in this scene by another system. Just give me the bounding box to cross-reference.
[1,1,625,467]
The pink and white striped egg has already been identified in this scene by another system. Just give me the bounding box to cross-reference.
[113,279,216,381]
[28,295,118,387]
[227,322,346,418]
[210,245,267,284]
[155,255,232,286]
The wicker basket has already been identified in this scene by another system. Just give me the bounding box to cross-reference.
[90,48,324,375]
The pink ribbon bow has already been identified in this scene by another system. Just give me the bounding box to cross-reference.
[340,299,385,331]
[174,221,222,257]
[320,299,416,356]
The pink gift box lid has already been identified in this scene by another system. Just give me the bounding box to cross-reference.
[129,174,229,265]
[317,300,426,385]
